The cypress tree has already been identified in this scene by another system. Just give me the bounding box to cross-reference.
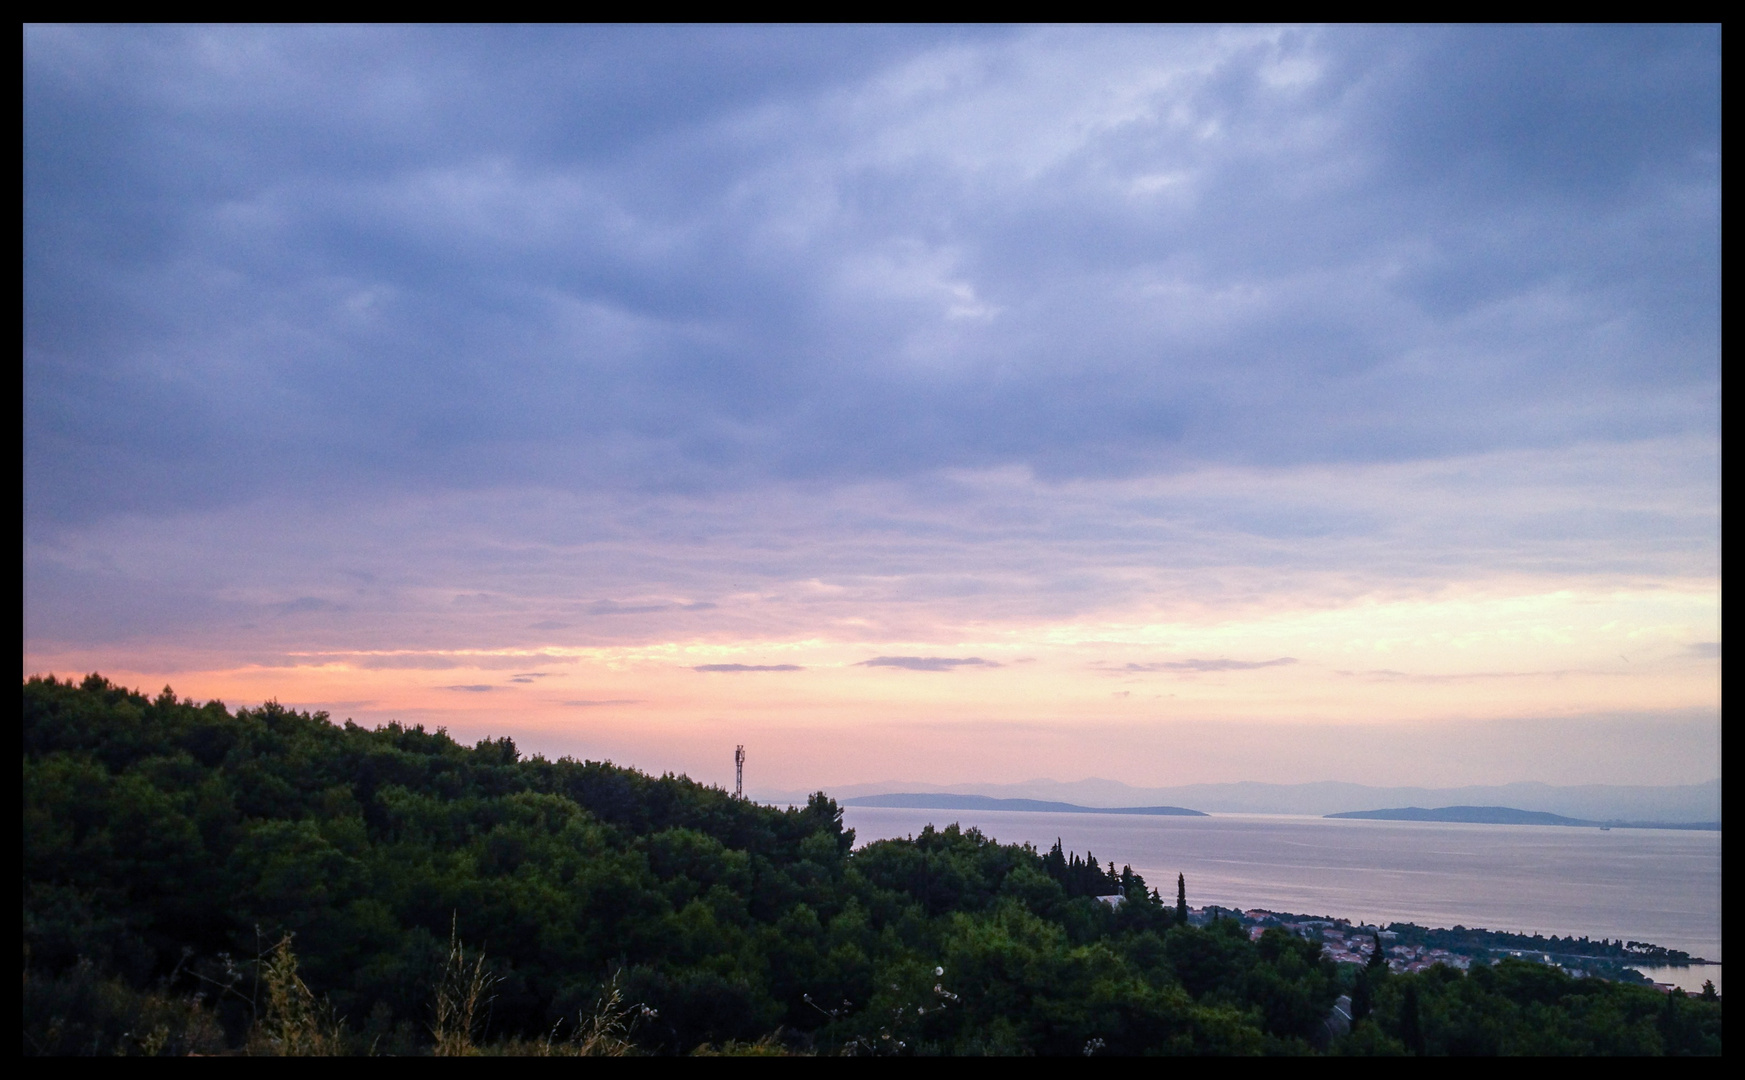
[1660,987,1689,1053]
[1045,839,1067,878]
[1175,872,1188,923]
[1351,971,1372,1022]
[1400,982,1426,1056]
[1367,933,1388,974]
[1354,933,1387,1021]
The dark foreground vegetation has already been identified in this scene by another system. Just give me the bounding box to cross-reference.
[23,675,1722,1055]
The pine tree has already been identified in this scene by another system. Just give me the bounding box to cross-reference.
[1175,873,1188,923]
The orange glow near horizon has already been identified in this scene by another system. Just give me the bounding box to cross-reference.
[26,577,1719,793]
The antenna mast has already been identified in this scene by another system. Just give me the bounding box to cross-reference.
[734,745,745,800]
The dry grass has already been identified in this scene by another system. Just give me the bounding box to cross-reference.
[28,925,666,1056]
[490,972,653,1057]
[430,917,500,1056]
[247,934,346,1056]
[691,1031,802,1056]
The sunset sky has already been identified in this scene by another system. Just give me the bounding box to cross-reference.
[24,26,1720,795]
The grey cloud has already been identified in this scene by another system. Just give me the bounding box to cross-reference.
[443,684,496,692]
[23,26,1717,530]
[693,664,803,672]
[20,27,1718,672]
[1332,668,1561,683]
[589,599,714,616]
[357,654,462,670]
[858,657,998,672]
[1684,642,1719,659]
[587,601,670,616]
[271,597,346,616]
[21,436,1716,655]
[351,653,572,670]
[1123,658,1297,673]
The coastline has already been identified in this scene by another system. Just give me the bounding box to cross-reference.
[841,805,1723,964]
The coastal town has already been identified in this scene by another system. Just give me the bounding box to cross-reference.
[1166,905,1711,989]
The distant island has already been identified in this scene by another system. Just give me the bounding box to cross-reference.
[1327,805,1721,830]
[844,793,1207,816]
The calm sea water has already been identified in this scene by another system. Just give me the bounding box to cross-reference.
[842,808,1723,984]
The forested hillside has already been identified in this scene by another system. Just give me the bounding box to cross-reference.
[22,676,1721,1055]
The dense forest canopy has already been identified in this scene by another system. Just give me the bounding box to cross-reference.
[22,675,1721,1055]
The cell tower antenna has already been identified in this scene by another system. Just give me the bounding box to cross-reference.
[734,745,745,800]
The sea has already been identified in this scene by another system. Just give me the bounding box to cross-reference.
[842,807,1723,996]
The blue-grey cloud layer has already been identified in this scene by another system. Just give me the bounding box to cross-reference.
[26,25,1719,529]
[21,433,1718,657]
[1121,658,1297,673]
[859,657,998,672]
[694,663,804,673]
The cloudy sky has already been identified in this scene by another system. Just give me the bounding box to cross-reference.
[24,25,1720,793]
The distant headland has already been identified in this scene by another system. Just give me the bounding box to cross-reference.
[1327,805,1721,830]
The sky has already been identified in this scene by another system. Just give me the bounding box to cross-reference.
[24,25,1720,795]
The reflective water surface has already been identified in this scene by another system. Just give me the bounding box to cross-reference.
[842,808,1723,964]
[1631,964,1722,996]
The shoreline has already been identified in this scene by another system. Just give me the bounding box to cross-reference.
[841,805,1722,962]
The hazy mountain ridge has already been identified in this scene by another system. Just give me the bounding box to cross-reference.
[842,793,1206,816]
[762,778,1721,823]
